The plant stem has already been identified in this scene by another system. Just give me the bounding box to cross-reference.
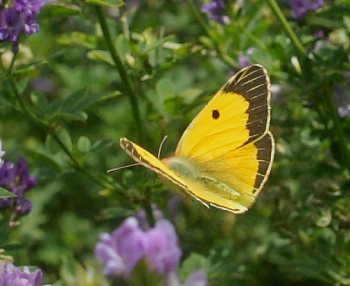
[144,190,155,227]
[236,22,267,51]
[187,0,236,67]
[93,5,143,140]
[7,50,18,76]
[187,0,211,36]
[266,0,306,57]
[266,0,350,171]
[7,77,118,192]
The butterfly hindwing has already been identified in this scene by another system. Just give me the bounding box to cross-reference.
[194,132,274,210]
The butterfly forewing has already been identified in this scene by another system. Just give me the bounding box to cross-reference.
[120,137,250,213]
[172,64,274,209]
[175,64,271,159]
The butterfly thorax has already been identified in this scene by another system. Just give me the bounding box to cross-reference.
[162,156,200,179]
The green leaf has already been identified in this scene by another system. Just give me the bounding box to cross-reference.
[31,92,51,116]
[180,253,210,282]
[77,136,91,153]
[0,187,15,198]
[55,111,88,122]
[90,139,114,152]
[156,77,175,98]
[313,208,332,227]
[96,90,122,103]
[35,90,101,123]
[39,3,81,18]
[182,88,203,104]
[87,50,114,66]
[60,90,100,113]
[344,16,350,32]
[0,219,9,244]
[46,128,73,153]
[57,128,73,152]
[116,35,131,59]
[86,0,124,7]
[14,60,49,75]
[57,32,98,49]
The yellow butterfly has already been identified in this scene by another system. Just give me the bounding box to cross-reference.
[120,64,275,213]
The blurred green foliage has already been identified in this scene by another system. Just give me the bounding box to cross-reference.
[1,0,350,285]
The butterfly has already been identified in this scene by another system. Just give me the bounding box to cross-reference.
[120,64,275,213]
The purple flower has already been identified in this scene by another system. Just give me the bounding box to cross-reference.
[145,219,182,275]
[334,86,350,118]
[95,217,146,277]
[96,215,182,279]
[0,141,5,167]
[238,54,251,68]
[239,47,255,68]
[333,72,350,118]
[313,30,325,39]
[136,205,163,230]
[0,262,44,286]
[201,0,230,24]
[286,0,325,19]
[229,47,256,76]
[31,78,56,94]
[167,194,182,220]
[0,0,47,49]
[0,158,37,215]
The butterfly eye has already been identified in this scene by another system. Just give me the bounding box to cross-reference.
[212,109,220,119]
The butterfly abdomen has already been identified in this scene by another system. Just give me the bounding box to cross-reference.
[164,156,243,199]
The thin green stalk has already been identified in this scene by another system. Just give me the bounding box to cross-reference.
[7,50,18,76]
[187,0,212,36]
[93,5,143,140]
[50,131,118,190]
[144,197,155,227]
[8,77,42,124]
[266,0,350,171]
[267,0,306,57]
[8,77,118,192]
[187,0,236,67]
[236,22,267,51]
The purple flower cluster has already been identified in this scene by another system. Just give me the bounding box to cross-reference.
[333,73,350,118]
[237,54,251,69]
[0,262,44,286]
[0,0,47,48]
[0,157,37,215]
[286,0,325,19]
[201,0,229,25]
[95,216,207,285]
[228,48,256,77]
[95,217,181,277]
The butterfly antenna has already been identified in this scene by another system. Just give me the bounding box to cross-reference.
[157,135,168,159]
[107,162,140,173]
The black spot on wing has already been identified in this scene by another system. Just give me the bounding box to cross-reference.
[212,109,220,119]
